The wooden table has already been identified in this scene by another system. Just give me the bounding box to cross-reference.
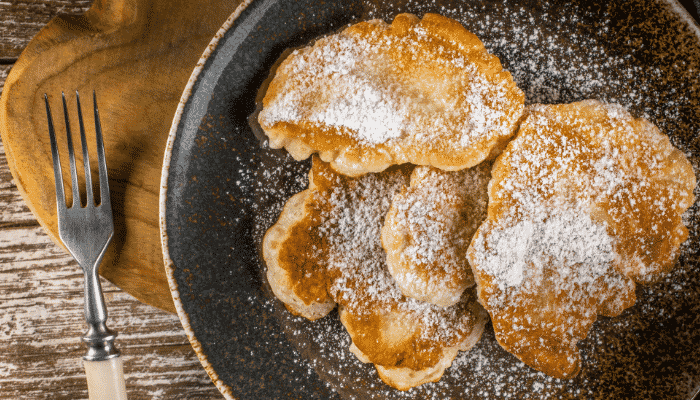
[0,1,220,398]
[2,1,700,400]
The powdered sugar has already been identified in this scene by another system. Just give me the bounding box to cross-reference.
[465,99,694,380]
[309,78,408,144]
[472,209,616,297]
[259,15,523,161]
[383,165,489,306]
[321,170,410,310]
[314,166,480,346]
[266,35,410,144]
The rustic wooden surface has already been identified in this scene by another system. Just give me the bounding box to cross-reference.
[0,1,221,399]
[2,1,699,400]
[0,0,244,313]
[0,0,93,60]
[0,65,9,93]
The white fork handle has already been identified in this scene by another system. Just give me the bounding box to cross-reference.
[84,357,128,400]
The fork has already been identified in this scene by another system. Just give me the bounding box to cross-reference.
[44,92,127,400]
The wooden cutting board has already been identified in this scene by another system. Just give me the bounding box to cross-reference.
[0,0,244,312]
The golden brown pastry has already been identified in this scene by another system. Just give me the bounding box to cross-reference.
[258,13,524,176]
[467,100,696,379]
[381,164,490,307]
[339,288,486,390]
[263,157,488,389]
[263,186,336,321]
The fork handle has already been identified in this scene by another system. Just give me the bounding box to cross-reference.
[84,356,128,400]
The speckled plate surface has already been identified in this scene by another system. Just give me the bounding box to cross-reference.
[160,0,700,398]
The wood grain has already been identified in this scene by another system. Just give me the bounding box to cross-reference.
[0,0,245,312]
[0,0,92,60]
[0,138,221,399]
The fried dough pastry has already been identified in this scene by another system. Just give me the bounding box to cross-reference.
[467,100,696,379]
[339,288,486,390]
[381,164,490,307]
[263,157,488,389]
[263,187,336,320]
[258,13,524,176]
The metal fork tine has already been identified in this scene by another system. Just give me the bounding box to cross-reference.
[76,92,93,207]
[62,92,81,208]
[44,94,67,210]
[93,91,110,209]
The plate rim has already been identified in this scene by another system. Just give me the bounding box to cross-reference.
[158,1,700,399]
[158,1,255,398]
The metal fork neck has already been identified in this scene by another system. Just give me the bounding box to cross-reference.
[81,266,120,361]
[82,324,120,361]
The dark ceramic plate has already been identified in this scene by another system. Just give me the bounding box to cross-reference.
[160,0,700,398]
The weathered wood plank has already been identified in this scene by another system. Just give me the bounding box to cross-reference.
[0,0,92,59]
[0,139,51,227]
[0,65,11,93]
[0,135,19,189]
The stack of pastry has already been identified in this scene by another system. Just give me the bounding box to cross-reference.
[258,12,696,390]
